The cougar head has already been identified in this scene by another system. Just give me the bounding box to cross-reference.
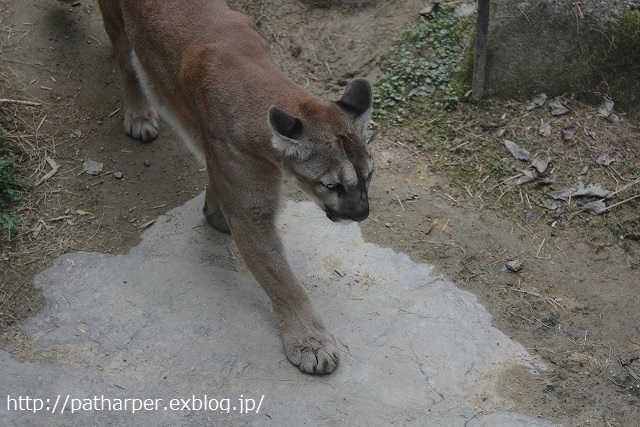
[268,78,374,223]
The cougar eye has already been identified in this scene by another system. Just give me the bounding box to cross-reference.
[324,182,339,190]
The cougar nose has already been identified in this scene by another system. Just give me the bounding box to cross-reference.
[351,201,369,222]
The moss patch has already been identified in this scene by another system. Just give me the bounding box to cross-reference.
[0,123,23,238]
[586,8,640,120]
[373,5,474,124]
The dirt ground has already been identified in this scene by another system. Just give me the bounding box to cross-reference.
[1,1,639,426]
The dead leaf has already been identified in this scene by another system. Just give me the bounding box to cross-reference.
[596,98,620,122]
[517,169,537,185]
[542,198,563,210]
[526,93,547,111]
[583,200,607,215]
[538,175,556,186]
[532,155,551,174]
[596,153,614,166]
[503,140,531,161]
[583,124,597,141]
[597,99,614,118]
[548,182,615,201]
[549,99,570,116]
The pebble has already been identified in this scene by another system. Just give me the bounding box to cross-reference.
[82,159,103,176]
[114,171,124,180]
[144,159,151,167]
[506,259,523,272]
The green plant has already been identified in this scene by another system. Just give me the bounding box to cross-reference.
[373,5,473,122]
[0,142,22,235]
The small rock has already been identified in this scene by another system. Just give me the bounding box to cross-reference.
[71,1,81,6]
[562,129,574,141]
[82,159,103,176]
[96,120,104,125]
[71,130,82,138]
[539,122,551,138]
[83,5,92,13]
[620,354,638,366]
[494,128,506,138]
[506,259,523,272]
[454,3,476,17]
[144,159,151,167]
[64,208,71,215]
[547,312,560,326]
[524,210,539,224]
[419,2,439,18]
[113,171,124,180]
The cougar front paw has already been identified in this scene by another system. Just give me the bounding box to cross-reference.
[203,201,231,234]
[283,325,339,374]
[123,107,159,142]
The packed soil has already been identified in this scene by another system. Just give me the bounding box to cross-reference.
[1,1,639,426]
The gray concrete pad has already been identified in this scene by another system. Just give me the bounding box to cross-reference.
[1,194,557,426]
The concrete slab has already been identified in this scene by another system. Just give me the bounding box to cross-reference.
[1,194,557,426]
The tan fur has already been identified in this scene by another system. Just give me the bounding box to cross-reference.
[82,0,373,374]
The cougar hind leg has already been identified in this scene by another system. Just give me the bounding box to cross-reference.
[203,184,230,234]
[96,0,159,142]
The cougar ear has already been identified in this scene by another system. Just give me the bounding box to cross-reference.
[337,78,372,120]
[269,106,303,140]
[268,106,305,158]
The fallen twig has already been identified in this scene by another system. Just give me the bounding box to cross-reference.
[0,98,42,107]
[34,156,60,186]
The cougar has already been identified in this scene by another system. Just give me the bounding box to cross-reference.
[60,0,374,374]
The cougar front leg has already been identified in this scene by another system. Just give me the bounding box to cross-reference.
[237,226,339,374]
[224,194,339,374]
[97,0,159,142]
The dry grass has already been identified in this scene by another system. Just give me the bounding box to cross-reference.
[0,17,86,345]
[399,94,640,241]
